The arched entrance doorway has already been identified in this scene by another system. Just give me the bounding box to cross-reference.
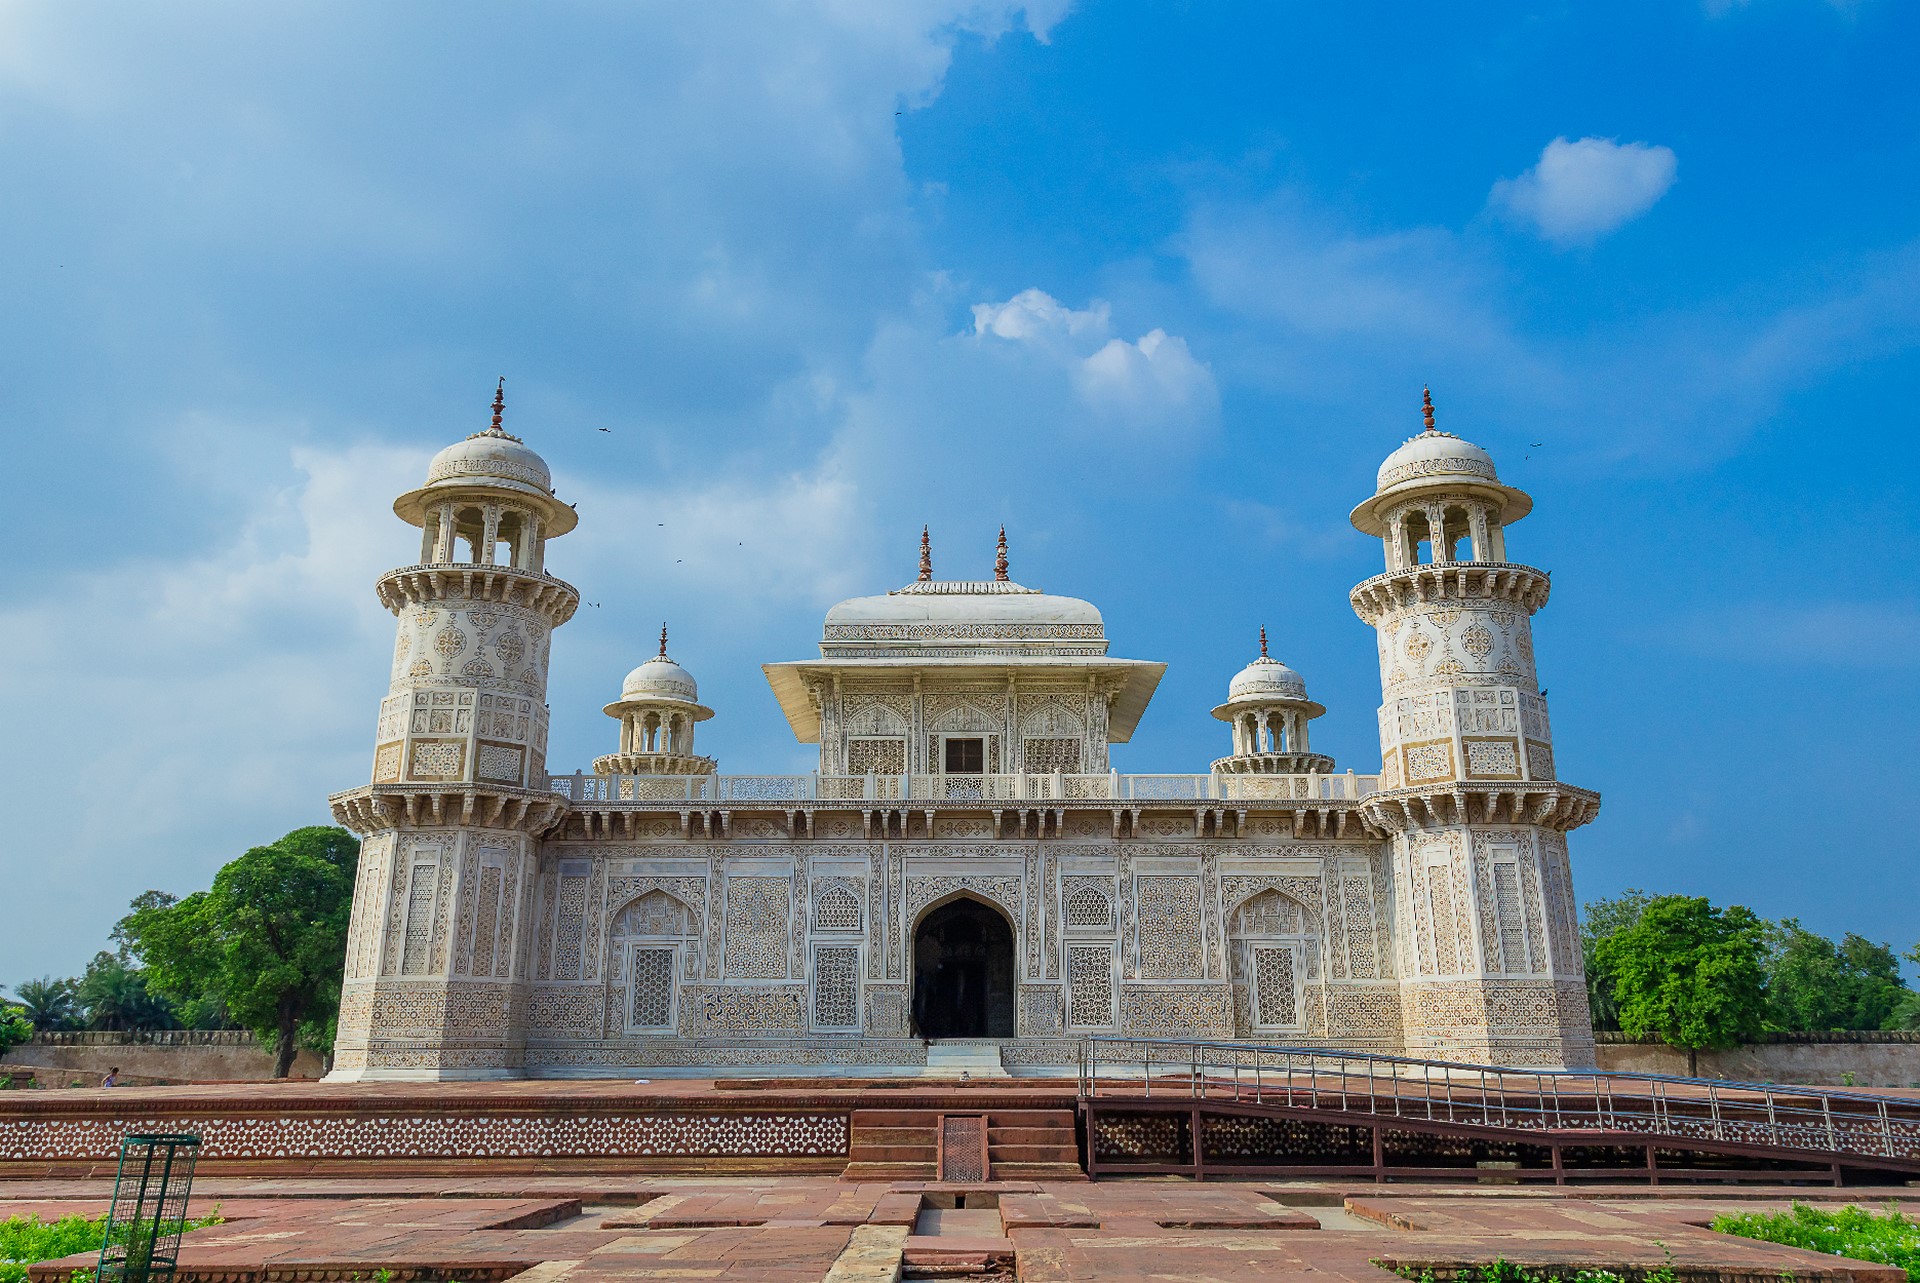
[911,897,1016,1038]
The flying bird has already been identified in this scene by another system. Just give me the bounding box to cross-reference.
[597,427,611,433]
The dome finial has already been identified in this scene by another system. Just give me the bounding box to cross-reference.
[1259,625,1268,658]
[995,525,1009,582]
[658,622,669,658]
[490,377,507,435]
[1421,385,1435,433]
[918,526,932,582]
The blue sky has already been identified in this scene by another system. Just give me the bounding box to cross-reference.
[2,1,1915,982]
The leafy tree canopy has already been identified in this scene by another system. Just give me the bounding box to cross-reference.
[1595,895,1770,1064]
[118,825,360,1077]
[0,1004,31,1058]
[1765,921,1909,1032]
[1895,943,1920,1032]
[1580,888,1654,1032]
[8,977,79,1032]
[73,952,178,1032]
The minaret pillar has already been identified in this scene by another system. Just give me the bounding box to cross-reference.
[326,380,579,1081]
[1351,389,1598,1070]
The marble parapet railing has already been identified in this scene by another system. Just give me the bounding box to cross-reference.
[548,770,1381,805]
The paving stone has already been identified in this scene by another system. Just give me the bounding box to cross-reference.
[10,1174,1920,1283]
[821,1224,906,1283]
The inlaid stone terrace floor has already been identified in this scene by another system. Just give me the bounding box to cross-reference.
[11,1177,1920,1283]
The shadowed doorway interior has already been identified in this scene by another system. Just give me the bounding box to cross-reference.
[911,898,1016,1038]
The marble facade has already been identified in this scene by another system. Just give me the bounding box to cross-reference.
[325,385,1600,1080]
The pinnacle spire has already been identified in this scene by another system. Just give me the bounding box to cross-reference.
[1259,625,1268,658]
[994,525,1009,582]
[918,526,932,581]
[1421,386,1435,433]
[658,623,669,657]
[490,377,507,435]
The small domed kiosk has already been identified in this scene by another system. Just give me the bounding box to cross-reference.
[594,626,717,777]
[1210,628,1334,775]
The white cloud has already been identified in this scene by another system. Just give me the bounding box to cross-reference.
[0,439,419,976]
[972,288,1111,342]
[971,288,1218,432]
[1490,136,1678,246]
[563,461,877,613]
[1180,191,1920,467]
[0,0,1090,979]
[1075,330,1218,427]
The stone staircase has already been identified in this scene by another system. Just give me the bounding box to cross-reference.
[922,1041,1009,1078]
[987,1107,1084,1180]
[841,1106,1083,1181]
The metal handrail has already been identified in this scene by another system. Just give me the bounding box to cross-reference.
[1078,1036,1920,1162]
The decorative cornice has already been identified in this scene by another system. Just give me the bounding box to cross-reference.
[1360,781,1601,834]
[1349,561,1550,625]
[375,564,580,626]
[1212,751,1337,776]
[887,580,1041,597]
[328,784,570,836]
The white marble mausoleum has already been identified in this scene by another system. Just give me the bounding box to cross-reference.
[326,385,1601,1080]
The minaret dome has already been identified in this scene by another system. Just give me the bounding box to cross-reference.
[1349,387,1530,570]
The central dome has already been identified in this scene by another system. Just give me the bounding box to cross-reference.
[820,579,1107,658]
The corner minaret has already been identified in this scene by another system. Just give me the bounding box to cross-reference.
[1349,388,1598,1068]
[326,380,579,1080]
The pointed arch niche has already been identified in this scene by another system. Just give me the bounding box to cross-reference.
[608,889,699,1036]
[1227,889,1315,1035]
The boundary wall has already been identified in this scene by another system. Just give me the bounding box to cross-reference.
[1,1032,324,1083]
[1594,1033,1920,1088]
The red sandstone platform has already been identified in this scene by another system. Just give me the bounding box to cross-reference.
[0,1078,1081,1180]
[9,1175,1920,1283]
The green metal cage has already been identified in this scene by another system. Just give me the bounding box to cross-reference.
[97,1133,201,1283]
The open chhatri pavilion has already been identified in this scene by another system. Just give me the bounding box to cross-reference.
[324,385,1599,1081]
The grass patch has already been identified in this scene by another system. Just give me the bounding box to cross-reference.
[1387,1257,1679,1283]
[1714,1203,1920,1283]
[0,1211,222,1283]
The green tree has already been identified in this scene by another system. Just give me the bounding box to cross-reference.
[1892,943,1920,1031]
[0,1004,32,1059]
[119,826,360,1077]
[7,977,78,1031]
[1580,888,1654,1032]
[1765,921,1911,1032]
[1595,895,1770,1075]
[74,953,178,1031]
